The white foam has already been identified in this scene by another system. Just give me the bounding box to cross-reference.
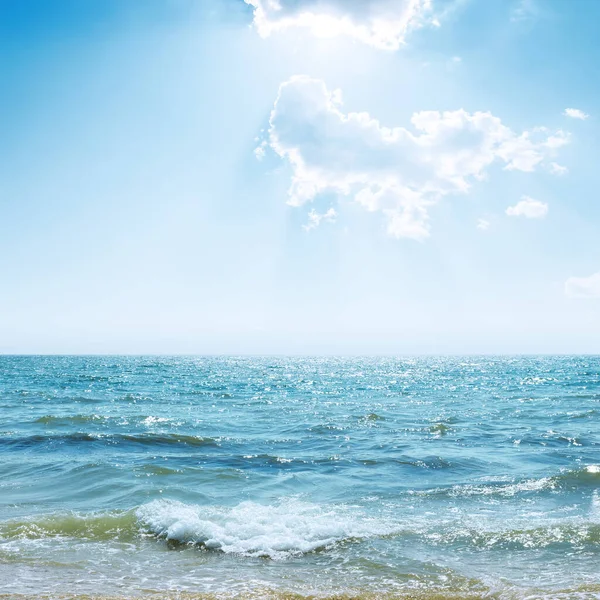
[409,477,555,498]
[136,499,398,559]
[142,416,170,426]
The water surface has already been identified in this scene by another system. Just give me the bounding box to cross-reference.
[1,356,600,599]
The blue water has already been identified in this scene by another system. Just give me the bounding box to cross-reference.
[1,356,600,599]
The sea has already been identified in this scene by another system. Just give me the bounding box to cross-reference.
[1,355,600,599]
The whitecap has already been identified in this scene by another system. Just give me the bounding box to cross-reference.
[135,499,399,559]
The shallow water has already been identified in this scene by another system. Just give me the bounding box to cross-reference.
[1,355,600,598]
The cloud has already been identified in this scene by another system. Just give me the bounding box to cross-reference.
[505,196,548,219]
[254,143,267,160]
[548,162,568,176]
[511,0,539,23]
[265,76,567,239]
[244,0,436,50]
[476,218,490,231]
[563,108,589,120]
[565,272,600,299]
[303,207,337,231]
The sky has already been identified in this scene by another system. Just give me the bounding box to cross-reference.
[1,0,599,354]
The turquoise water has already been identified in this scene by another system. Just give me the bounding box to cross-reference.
[1,356,600,599]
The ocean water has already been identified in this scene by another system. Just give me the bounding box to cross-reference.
[1,356,600,599]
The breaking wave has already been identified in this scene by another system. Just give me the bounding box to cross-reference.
[136,499,400,558]
[0,500,401,559]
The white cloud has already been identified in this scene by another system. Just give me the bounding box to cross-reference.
[563,108,589,120]
[265,76,567,239]
[505,196,548,219]
[244,0,436,50]
[476,218,490,231]
[446,55,462,71]
[565,272,600,299]
[303,207,337,231]
[549,162,568,176]
[254,143,266,160]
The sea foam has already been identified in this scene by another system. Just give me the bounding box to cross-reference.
[135,499,398,559]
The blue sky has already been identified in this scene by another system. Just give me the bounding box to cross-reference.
[1,0,599,354]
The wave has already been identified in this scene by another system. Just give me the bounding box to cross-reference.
[554,464,600,486]
[429,422,452,437]
[567,408,599,419]
[3,497,600,560]
[34,414,110,425]
[513,430,593,447]
[236,454,310,467]
[410,465,600,499]
[360,412,386,422]
[33,414,176,427]
[0,500,400,559]
[0,511,138,542]
[0,432,217,450]
[136,499,400,558]
[423,521,600,551]
[137,464,184,475]
[409,477,554,499]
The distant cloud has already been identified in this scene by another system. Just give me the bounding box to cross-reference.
[565,272,600,299]
[244,0,437,50]
[264,76,567,239]
[506,196,548,219]
[446,55,462,71]
[254,143,266,161]
[476,218,490,231]
[303,208,337,231]
[563,108,589,120]
[511,0,539,23]
[548,162,568,176]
